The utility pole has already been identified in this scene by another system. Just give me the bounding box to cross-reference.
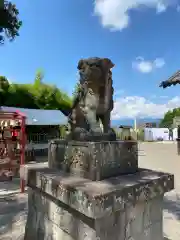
[134,117,137,132]
[134,117,138,140]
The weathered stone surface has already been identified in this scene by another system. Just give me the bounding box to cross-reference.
[20,162,48,183]
[48,139,67,169]
[24,188,96,240]
[25,191,164,240]
[25,167,173,240]
[27,167,174,219]
[67,57,115,141]
[48,139,138,180]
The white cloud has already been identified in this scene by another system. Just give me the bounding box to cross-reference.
[156,2,166,13]
[132,57,165,73]
[177,5,180,12]
[111,95,180,119]
[153,58,165,68]
[94,0,176,30]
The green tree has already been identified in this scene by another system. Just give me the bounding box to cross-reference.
[1,70,73,115]
[31,70,72,112]
[34,84,55,109]
[34,69,44,88]
[72,82,81,99]
[0,1,22,44]
[0,75,9,92]
[159,108,180,128]
[5,83,37,108]
[0,75,10,104]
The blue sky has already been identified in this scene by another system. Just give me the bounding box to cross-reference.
[1,0,180,119]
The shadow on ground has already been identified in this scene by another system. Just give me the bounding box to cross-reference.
[0,194,27,234]
[0,178,22,194]
[0,180,27,239]
[163,195,180,220]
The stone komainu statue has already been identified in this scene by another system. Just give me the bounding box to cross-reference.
[68,57,115,141]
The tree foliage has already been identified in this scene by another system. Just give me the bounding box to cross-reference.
[0,75,9,92]
[159,108,180,128]
[0,71,72,115]
[0,1,22,44]
[0,75,10,104]
[72,82,81,99]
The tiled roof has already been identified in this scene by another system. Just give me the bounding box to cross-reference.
[159,70,180,88]
[0,106,67,125]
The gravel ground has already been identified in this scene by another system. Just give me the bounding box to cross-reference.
[0,142,179,240]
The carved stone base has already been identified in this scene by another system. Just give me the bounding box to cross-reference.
[24,168,174,240]
[48,140,138,181]
[66,129,117,142]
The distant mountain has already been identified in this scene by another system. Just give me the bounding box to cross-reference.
[111,118,162,127]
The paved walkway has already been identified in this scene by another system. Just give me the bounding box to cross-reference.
[139,142,180,240]
[0,142,179,239]
[0,180,27,240]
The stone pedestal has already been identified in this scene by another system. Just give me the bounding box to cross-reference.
[24,167,174,240]
[48,140,138,180]
[24,138,174,240]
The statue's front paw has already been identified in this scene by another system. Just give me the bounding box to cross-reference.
[72,127,88,141]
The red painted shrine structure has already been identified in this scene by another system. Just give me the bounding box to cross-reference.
[0,110,26,192]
